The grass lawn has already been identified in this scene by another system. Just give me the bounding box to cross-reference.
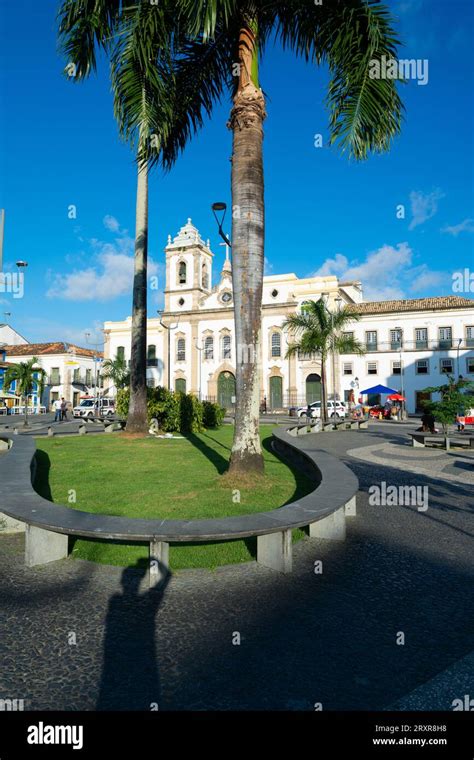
[34,425,312,570]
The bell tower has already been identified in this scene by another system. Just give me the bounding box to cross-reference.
[164,219,213,312]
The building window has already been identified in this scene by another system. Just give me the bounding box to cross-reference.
[466,326,474,348]
[202,263,209,290]
[271,289,279,298]
[73,368,80,383]
[222,334,231,360]
[147,344,158,367]
[390,329,402,350]
[50,367,60,385]
[365,331,378,352]
[178,261,187,284]
[391,360,401,375]
[147,378,155,388]
[367,362,378,375]
[343,363,353,375]
[175,378,186,394]
[416,359,429,375]
[440,358,454,374]
[415,328,428,349]
[85,369,92,385]
[438,327,452,349]
[177,338,185,362]
[117,346,125,361]
[466,357,474,374]
[204,336,214,360]
[271,332,281,358]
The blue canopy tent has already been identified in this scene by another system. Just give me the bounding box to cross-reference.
[360,384,399,395]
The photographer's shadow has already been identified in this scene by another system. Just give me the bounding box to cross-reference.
[97,560,171,710]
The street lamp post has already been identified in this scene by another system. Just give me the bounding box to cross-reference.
[457,337,462,378]
[157,312,180,390]
[395,326,405,421]
[211,202,232,248]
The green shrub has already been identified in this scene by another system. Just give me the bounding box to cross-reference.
[202,401,226,428]
[115,386,225,433]
[179,392,204,433]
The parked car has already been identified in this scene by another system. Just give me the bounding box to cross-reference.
[73,398,115,419]
[297,400,347,419]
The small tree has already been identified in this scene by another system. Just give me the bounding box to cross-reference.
[422,376,474,433]
[283,299,365,424]
[3,357,46,427]
[101,355,130,392]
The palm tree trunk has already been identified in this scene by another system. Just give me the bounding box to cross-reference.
[321,356,328,426]
[23,394,29,427]
[126,154,149,433]
[228,21,266,474]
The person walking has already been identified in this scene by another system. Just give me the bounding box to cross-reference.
[53,398,62,423]
[60,397,68,422]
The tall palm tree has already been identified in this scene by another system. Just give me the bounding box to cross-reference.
[101,354,130,392]
[283,299,365,425]
[4,358,46,428]
[170,0,404,473]
[58,1,215,432]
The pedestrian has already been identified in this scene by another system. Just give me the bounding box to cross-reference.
[60,397,68,421]
[420,409,436,434]
[53,397,62,422]
[306,403,313,424]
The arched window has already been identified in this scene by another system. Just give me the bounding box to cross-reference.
[175,378,186,394]
[271,332,281,357]
[147,344,157,367]
[177,338,186,362]
[204,336,214,360]
[202,263,209,290]
[178,261,187,284]
[117,346,125,361]
[222,334,231,360]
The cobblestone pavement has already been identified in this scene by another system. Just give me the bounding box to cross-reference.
[1,424,473,711]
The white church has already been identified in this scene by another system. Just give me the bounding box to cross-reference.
[104,219,474,414]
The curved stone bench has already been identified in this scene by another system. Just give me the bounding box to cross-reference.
[0,427,358,584]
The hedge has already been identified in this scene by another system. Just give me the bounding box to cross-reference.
[116,387,225,433]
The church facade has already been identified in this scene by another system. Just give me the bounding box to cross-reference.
[103,219,474,414]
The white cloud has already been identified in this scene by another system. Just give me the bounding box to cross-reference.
[48,223,158,302]
[103,215,121,233]
[408,188,444,230]
[313,242,446,300]
[441,218,474,237]
[19,317,104,347]
[264,257,273,275]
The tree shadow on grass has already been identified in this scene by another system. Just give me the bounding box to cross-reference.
[186,433,229,474]
[32,449,52,501]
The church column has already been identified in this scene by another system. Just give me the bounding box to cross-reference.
[191,321,199,396]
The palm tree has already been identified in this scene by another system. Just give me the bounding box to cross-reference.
[283,299,365,425]
[58,1,214,433]
[3,358,46,428]
[171,0,404,473]
[101,355,130,393]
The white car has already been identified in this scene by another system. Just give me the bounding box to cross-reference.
[73,398,115,419]
[297,400,347,419]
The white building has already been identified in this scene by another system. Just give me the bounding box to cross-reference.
[104,219,474,415]
[2,342,103,410]
[0,323,28,346]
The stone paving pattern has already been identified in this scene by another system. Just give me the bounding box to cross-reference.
[0,423,473,711]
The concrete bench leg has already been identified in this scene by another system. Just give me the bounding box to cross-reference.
[309,506,346,540]
[257,530,292,573]
[25,525,69,567]
[445,437,450,451]
[149,539,169,587]
[412,436,425,447]
[345,495,357,517]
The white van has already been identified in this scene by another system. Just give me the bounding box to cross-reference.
[73,398,116,419]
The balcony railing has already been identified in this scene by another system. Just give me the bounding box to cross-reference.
[146,359,158,367]
[344,339,472,354]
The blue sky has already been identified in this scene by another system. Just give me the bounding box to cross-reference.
[0,0,473,346]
